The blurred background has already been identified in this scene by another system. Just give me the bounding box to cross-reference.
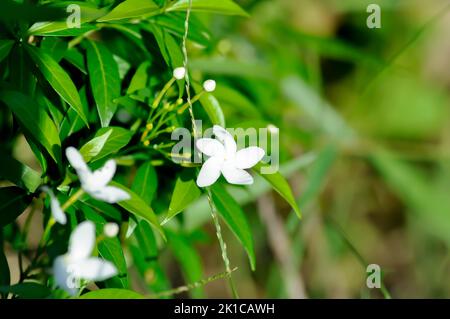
[4,0,450,298]
[182,0,450,298]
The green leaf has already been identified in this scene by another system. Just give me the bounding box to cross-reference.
[132,162,158,204]
[79,127,132,162]
[110,182,165,240]
[167,230,204,298]
[127,61,151,95]
[0,150,41,192]
[210,184,256,270]
[60,86,90,140]
[164,172,201,224]
[79,288,143,299]
[149,14,211,46]
[25,45,88,126]
[97,0,160,22]
[167,0,249,16]
[0,187,30,227]
[28,2,107,36]
[300,145,337,208]
[213,84,261,118]
[85,40,121,127]
[0,91,61,162]
[253,162,302,219]
[144,24,183,70]
[98,237,129,288]
[0,40,14,63]
[193,83,225,127]
[80,204,129,288]
[0,282,51,299]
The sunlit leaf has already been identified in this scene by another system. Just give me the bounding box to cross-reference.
[80,127,132,162]
[167,0,249,16]
[165,171,201,223]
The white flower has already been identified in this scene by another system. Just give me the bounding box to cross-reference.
[173,67,186,80]
[203,79,216,92]
[196,125,265,187]
[66,147,130,203]
[103,222,119,238]
[41,186,66,225]
[53,221,117,295]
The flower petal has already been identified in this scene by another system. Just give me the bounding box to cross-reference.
[66,147,91,185]
[196,156,223,187]
[41,187,66,225]
[86,159,117,190]
[71,257,118,281]
[234,147,265,169]
[213,125,236,157]
[53,255,78,296]
[69,221,96,261]
[221,161,254,185]
[89,186,130,203]
[196,138,225,157]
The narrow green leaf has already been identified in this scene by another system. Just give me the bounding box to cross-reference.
[81,204,129,288]
[25,45,88,125]
[28,2,107,36]
[98,237,129,288]
[79,127,132,162]
[110,182,165,240]
[193,83,225,127]
[132,162,158,204]
[0,187,30,227]
[85,40,121,127]
[127,61,151,95]
[0,91,61,162]
[0,40,14,63]
[97,0,160,22]
[211,184,256,270]
[300,145,337,207]
[253,162,302,219]
[79,289,143,299]
[165,172,201,223]
[167,230,204,298]
[167,0,249,16]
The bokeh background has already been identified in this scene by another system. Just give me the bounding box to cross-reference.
[182,0,450,298]
[4,0,450,298]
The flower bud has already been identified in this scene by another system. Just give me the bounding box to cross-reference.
[104,223,119,238]
[203,79,216,92]
[173,67,186,80]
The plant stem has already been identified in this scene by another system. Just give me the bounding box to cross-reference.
[152,77,176,109]
[61,188,85,211]
[206,187,239,299]
[148,267,238,298]
[38,189,85,249]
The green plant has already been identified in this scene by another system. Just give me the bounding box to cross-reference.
[0,0,300,299]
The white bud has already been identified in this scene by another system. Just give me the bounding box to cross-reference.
[203,79,216,92]
[103,223,119,238]
[173,67,186,80]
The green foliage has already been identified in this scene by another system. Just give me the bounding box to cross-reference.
[2,0,444,300]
